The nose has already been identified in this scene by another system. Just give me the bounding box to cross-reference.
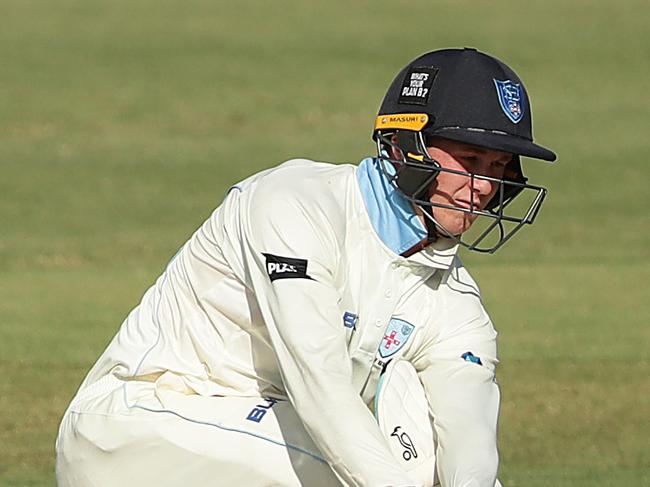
[471,174,496,196]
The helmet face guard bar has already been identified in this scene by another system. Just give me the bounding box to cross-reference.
[375,130,548,253]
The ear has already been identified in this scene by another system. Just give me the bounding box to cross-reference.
[389,133,404,161]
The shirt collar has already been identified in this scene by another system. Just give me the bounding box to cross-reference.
[406,238,459,269]
[355,157,458,269]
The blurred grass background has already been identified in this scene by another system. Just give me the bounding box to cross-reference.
[1,0,648,485]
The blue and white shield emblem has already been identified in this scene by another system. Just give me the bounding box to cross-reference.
[494,79,524,124]
[379,318,415,358]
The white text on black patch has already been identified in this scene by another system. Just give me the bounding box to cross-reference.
[262,253,314,282]
[398,66,438,106]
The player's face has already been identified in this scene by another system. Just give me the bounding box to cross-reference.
[425,137,512,236]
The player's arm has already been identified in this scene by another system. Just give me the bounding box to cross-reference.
[411,283,500,487]
[238,182,417,486]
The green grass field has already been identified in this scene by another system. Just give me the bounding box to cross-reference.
[1,1,648,485]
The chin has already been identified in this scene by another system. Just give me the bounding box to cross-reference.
[437,218,470,237]
[433,209,476,237]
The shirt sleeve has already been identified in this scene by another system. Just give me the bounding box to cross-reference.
[237,183,417,487]
[411,270,500,487]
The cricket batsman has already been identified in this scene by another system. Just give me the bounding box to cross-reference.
[56,48,556,486]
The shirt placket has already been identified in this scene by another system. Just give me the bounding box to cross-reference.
[349,260,400,395]
[357,262,439,404]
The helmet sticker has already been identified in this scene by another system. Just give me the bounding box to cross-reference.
[494,79,525,123]
[398,66,439,106]
[374,113,429,132]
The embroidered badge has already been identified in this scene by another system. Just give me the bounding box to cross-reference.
[494,79,525,123]
[379,318,415,358]
[343,311,358,329]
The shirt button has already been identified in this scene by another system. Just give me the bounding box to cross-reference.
[391,263,398,270]
[384,290,392,298]
[375,319,382,327]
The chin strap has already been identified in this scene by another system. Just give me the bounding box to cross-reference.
[422,205,438,244]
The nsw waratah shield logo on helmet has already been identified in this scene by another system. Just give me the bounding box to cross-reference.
[494,79,524,123]
[379,318,415,359]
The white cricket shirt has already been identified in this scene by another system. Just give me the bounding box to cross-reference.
[79,158,500,486]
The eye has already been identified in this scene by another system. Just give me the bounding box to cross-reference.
[460,155,478,164]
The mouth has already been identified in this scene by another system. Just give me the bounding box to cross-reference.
[454,200,482,212]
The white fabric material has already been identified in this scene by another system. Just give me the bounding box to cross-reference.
[57,159,501,486]
[375,360,504,487]
[375,359,437,487]
[56,374,338,487]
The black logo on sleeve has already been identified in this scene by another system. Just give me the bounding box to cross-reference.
[262,253,314,282]
[398,66,439,106]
